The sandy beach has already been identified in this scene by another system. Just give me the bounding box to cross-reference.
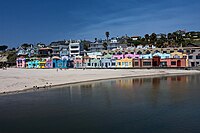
[0,68,200,94]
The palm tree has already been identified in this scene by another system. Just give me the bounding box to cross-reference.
[144,34,150,44]
[105,32,110,42]
[95,38,98,42]
[103,42,108,50]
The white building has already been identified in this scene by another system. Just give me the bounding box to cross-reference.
[69,42,80,57]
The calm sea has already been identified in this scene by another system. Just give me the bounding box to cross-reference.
[0,74,200,133]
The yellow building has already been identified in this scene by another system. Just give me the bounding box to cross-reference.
[170,52,189,67]
[116,58,133,68]
[171,52,184,58]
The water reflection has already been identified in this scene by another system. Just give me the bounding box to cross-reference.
[59,75,195,107]
[0,74,200,133]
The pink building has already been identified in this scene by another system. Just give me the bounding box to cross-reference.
[46,58,53,68]
[125,54,140,59]
[112,54,124,60]
[74,56,83,68]
[16,57,26,68]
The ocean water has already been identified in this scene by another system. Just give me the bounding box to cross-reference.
[0,74,200,133]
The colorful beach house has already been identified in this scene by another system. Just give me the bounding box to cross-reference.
[86,52,102,68]
[112,54,124,60]
[140,54,152,59]
[39,59,46,69]
[90,58,101,68]
[170,52,185,58]
[132,59,141,68]
[116,58,133,68]
[101,54,116,68]
[83,56,90,68]
[46,58,53,68]
[16,57,26,68]
[74,56,83,68]
[124,53,140,59]
[160,58,187,68]
[52,56,69,68]
[140,59,153,68]
[153,52,170,59]
[26,58,40,68]
[170,52,188,67]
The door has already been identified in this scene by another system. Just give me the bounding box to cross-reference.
[177,60,181,67]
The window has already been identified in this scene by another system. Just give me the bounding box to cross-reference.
[192,50,195,53]
[186,50,190,53]
[122,62,125,66]
[189,56,193,59]
[125,62,128,66]
[143,62,151,66]
[118,62,121,66]
[135,62,139,66]
[171,61,176,65]
[129,62,132,66]
[18,60,22,63]
[71,50,79,53]
[112,62,116,66]
[174,55,180,58]
[196,55,200,59]
[161,62,167,66]
[71,46,79,49]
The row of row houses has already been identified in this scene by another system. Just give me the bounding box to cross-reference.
[16,48,200,68]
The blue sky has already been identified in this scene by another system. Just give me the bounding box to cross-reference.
[0,0,200,47]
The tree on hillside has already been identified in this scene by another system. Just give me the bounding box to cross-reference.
[21,43,31,50]
[140,38,146,46]
[132,40,141,47]
[176,34,185,47]
[105,32,110,42]
[82,40,90,51]
[0,45,8,51]
[167,33,173,46]
[150,33,157,45]
[7,52,17,63]
[127,38,134,47]
[157,34,167,48]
